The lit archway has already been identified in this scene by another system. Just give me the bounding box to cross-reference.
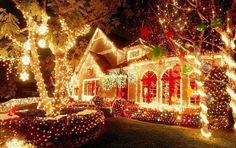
[141,71,157,103]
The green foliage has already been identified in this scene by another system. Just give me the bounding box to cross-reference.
[181,65,191,75]
[196,22,207,31]
[149,45,167,60]
[210,17,222,28]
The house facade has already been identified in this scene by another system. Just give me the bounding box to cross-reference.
[74,28,224,110]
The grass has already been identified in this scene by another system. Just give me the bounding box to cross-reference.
[84,118,236,148]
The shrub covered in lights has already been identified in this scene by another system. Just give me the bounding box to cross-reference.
[0,108,105,147]
[124,106,201,128]
[204,67,234,129]
[112,98,127,117]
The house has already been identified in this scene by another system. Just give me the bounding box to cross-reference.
[74,28,224,110]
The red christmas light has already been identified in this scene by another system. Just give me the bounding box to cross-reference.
[140,27,151,37]
[165,30,174,39]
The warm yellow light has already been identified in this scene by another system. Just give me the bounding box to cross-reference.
[194,58,201,66]
[231,40,235,49]
[200,102,208,112]
[20,72,29,81]
[21,55,30,65]
[223,55,236,68]
[23,40,31,51]
[226,87,236,99]
[197,90,206,97]
[37,39,46,48]
[193,67,202,75]
[38,24,48,35]
[234,123,236,130]
[226,71,236,82]
[221,34,229,47]
[195,80,203,87]
[200,112,209,124]
[201,128,212,138]
[6,139,24,148]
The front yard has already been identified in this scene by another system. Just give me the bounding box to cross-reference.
[84,118,236,148]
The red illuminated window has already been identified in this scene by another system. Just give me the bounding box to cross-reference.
[162,66,181,105]
[141,71,157,103]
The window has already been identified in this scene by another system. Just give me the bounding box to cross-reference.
[161,66,181,105]
[127,49,141,60]
[141,71,157,103]
[189,79,200,105]
[83,79,98,96]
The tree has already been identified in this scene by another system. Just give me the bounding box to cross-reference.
[0,0,125,115]
[204,67,233,129]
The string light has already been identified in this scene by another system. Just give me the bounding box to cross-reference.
[37,39,47,48]
[21,55,31,65]
[23,40,31,51]
[38,24,49,35]
[20,71,29,81]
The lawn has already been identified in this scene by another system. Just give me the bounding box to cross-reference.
[84,118,236,148]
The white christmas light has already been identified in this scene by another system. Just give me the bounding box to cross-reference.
[223,55,236,68]
[38,39,47,48]
[231,40,235,49]
[227,87,236,100]
[221,34,229,47]
[21,55,30,65]
[38,24,49,35]
[20,72,29,81]
[226,71,236,82]
[23,40,31,51]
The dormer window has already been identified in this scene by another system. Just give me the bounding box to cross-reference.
[127,49,141,61]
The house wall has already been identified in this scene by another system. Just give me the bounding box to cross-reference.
[77,54,104,101]
[126,56,223,108]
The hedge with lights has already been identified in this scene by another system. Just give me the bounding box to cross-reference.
[0,108,105,147]
[124,106,201,128]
